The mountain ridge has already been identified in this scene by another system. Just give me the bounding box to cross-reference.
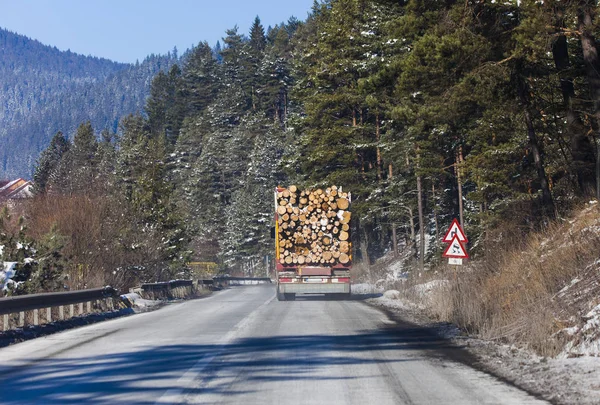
[0,27,177,178]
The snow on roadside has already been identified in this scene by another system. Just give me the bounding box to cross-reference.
[561,303,600,358]
[1,262,17,293]
[410,279,449,297]
[120,293,162,311]
[351,283,383,295]
[369,282,600,404]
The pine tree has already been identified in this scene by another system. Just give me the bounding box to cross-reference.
[33,131,70,194]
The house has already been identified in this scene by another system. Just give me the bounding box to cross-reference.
[0,179,33,203]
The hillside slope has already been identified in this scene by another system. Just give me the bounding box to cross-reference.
[0,28,177,178]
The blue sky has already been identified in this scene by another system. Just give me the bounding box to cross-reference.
[0,0,314,63]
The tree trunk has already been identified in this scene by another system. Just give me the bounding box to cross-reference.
[517,65,556,217]
[408,206,416,246]
[361,227,371,277]
[389,162,398,257]
[553,26,595,194]
[578,2,600,195]
[416,150,425,272]
[432,182,439,252]
[375,112,382,181]
[456,147,465,229]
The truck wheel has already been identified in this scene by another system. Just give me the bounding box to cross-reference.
[284,293,296,301]
[277,289,286,301]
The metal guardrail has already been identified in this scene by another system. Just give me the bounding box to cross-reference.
[140,279,193,291]
[0,286,118,316]
[1,277,269,319]
[213,277,272,286]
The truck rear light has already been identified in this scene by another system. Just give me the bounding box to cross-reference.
[337,278,350,283]
[279,278,292,283]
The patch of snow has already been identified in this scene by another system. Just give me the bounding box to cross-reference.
[383,289,401,299]
[1,262,17,292]
[351,283,383,295]
[411,280,449,297]
[120,293,161,310]
[561,303,600,357]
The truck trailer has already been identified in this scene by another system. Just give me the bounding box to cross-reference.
[274,185,352,301]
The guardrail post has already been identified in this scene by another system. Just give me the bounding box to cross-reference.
[19,312,24,327]
[33,309,39,326]
[69,304,74,318]
[59,305,64,320]
[78,303,83,315]
[86,301,91,313]
[3,314,8,331]
[46,307,51,323]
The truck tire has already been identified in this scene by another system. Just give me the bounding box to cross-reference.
[284,293,296,301]
[277,289,286,301]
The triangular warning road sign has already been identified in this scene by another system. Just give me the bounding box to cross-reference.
[442,235,469,259]
[442,218,468,243]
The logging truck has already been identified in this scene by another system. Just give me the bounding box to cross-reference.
[274,185,352,301]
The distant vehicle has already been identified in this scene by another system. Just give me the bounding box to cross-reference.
[273,185,352,301]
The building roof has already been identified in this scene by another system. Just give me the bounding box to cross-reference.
[0,179,33,202]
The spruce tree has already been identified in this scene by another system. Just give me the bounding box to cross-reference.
[33,131,70,194]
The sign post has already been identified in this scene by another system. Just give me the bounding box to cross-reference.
[442,219,468,278]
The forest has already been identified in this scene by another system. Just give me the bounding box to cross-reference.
[0,27,177,178]
[2,0,600,294]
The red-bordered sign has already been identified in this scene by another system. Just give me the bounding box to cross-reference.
[442,218,468,243]
[442,235,469,259]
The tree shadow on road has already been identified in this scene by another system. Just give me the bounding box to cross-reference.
[0,322,457,404]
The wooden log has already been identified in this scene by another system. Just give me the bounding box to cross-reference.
[336,198,349,210]
[277,205,287,215]
[339,231,349,241]
[289,185,297,193]
[339,241,349,253]
[342,223,350,231]
[282,189,290,198]
[340,211,351,224]
[339,253,350,264]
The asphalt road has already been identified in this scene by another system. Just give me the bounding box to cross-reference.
[0,285,548,404]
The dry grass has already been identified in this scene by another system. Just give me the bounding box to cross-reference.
[396,203,600,356]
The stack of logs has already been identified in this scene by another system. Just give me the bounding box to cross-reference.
[276,185,351,266]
